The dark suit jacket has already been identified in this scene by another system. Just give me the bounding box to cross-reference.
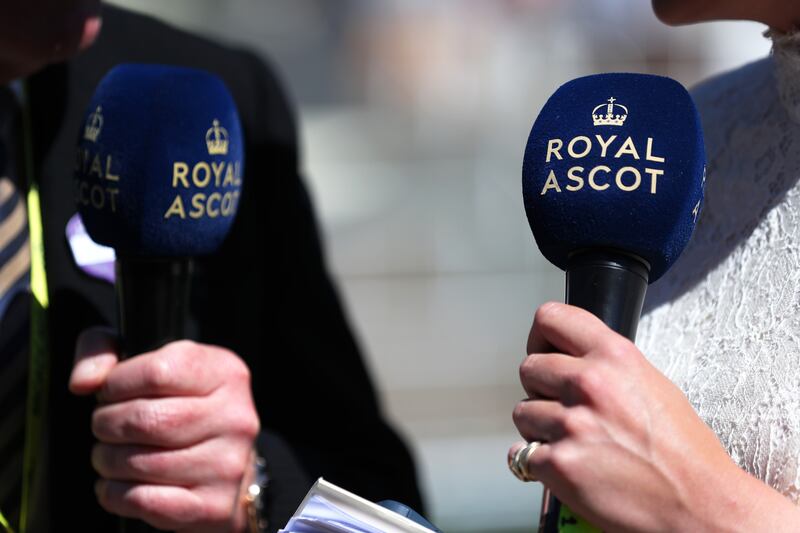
[23,4,422,531]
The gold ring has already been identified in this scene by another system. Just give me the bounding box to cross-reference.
[509,441,542,482]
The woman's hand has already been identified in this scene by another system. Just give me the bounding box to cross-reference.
[509,302,799,532]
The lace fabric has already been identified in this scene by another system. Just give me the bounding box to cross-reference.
[638,31,800,502]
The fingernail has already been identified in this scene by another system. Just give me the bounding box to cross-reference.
[73,359,101,384]
[70,353,116,394]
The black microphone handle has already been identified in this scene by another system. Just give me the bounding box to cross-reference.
[539,249,649,533]
[565,249,649,341]
[115,256,193,533]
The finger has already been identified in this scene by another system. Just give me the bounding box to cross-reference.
[98,341,236,403]
[527,302,616,357]
[519,352,586,400]
[507,440,554,483]
[95,480,203,531]
[92,396,224,447]
[512,398,569,442]
[92,439,249,486]
[70,327,119,395]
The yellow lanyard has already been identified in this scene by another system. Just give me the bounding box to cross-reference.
[0,80,51,533]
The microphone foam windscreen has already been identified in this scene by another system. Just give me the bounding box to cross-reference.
[75,64,244,257]
[522,73,705,281]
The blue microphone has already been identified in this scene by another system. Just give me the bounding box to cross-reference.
[75,64,244,532]
[523,72,705,338]
[522,73,705,532]
[75,63,243,355]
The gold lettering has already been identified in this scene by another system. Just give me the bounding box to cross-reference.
[221,191,234,216]
[234,162,242,186]
[540,170,562,195]
[189,193,206,218]
[192,162,211,188]
[105,156,120,181]
[206,192,221,218]
[173,162,190,188]
[646,138,665,163]
[164,195,186,219]
[90,154,104,177]
[546,139,563,163]
[567,136,592,159]
[222,163,236,187]
[566,166,584,191]
[211,161,226,187]
[645,168,664,194]
[588,165,611,191]
[615,167,641,192]
[595,135,617,158]
[614,137,640,160]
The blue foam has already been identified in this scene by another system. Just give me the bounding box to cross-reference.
[75,64,244,257]
[522,73,705,281]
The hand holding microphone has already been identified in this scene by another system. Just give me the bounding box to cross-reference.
[68,65,259,532]
[507,73,749,531]
[510,302,737,532]
[70,332,259,532]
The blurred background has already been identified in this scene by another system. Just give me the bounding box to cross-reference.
[108,1,769,531]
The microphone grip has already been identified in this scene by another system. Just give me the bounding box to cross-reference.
[115,256,193,533]
[565,250,649,342]
[538,250,649,533]
[116,257,192,357]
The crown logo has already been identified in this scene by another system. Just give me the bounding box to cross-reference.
[84,105,104,142]
[592,97,628,127]
[205,119,229,156]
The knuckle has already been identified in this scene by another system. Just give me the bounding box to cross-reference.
[128,450,163,478]
[534,302,561,327]
[599,336,635,361]
[203,497,235,523]
[215,448,247,482]
[125,486,180,529]
[229,405,260,439]
[141,357,175,390]
[568,368,603,400]
[561,407,593,437]
[225,353,252,384]
[126,484,159,514]
[547,444,578,480]
[170,339,201,355]
[227,401,261,441]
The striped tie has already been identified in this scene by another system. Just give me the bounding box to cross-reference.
[0,86,31,530]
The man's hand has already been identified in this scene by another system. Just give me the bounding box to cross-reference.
[508,302,779,532]
[70,327,260,532]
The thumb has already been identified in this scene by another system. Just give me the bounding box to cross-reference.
[69,326,119,395]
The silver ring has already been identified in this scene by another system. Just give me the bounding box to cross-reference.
[509,441,542,482]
